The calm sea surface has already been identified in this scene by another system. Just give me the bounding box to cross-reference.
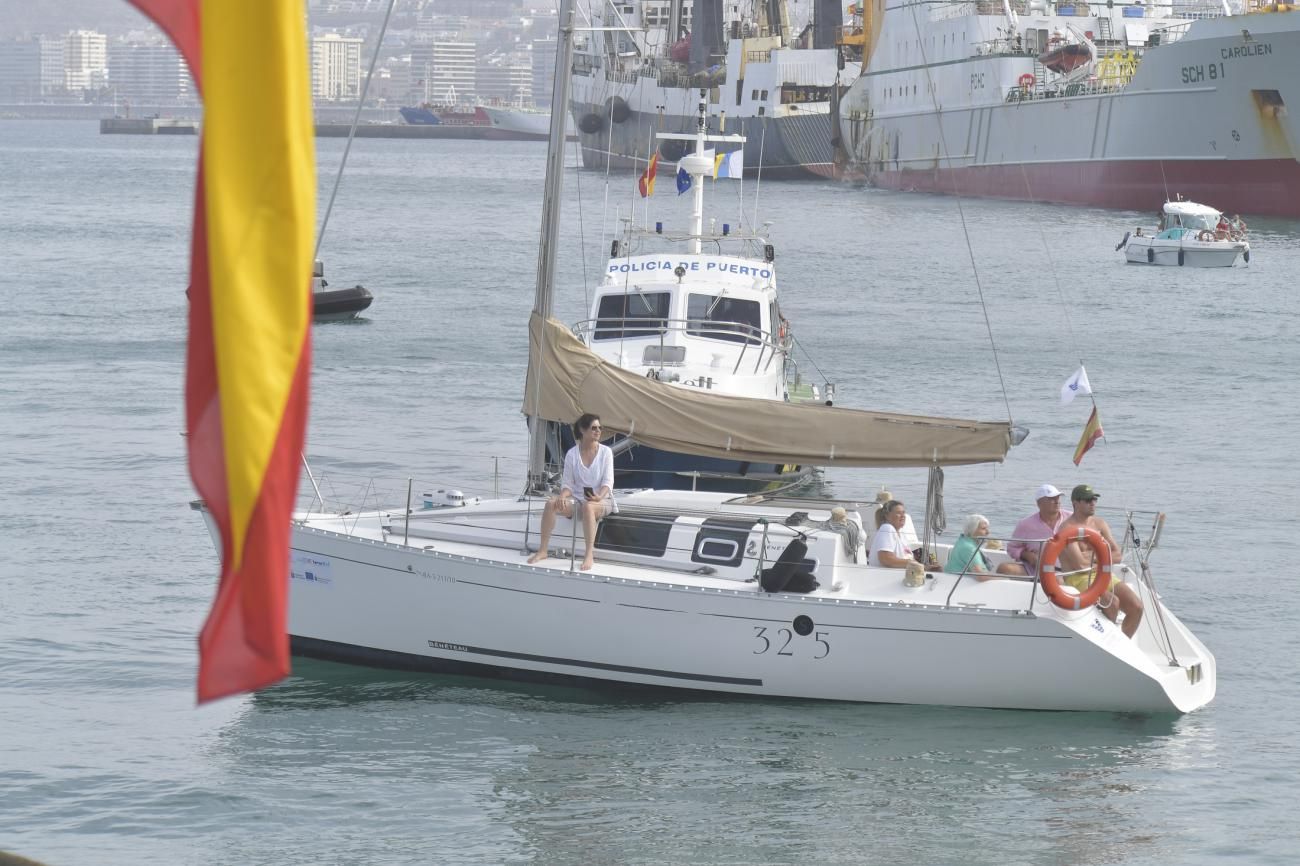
[2,119,1298,865]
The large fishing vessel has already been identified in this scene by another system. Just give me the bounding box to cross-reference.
[570,0,862,179]
[838,0,1300,216]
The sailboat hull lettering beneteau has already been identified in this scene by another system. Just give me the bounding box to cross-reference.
[193,0,1215,713]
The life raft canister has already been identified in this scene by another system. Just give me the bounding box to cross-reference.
[1039,525,1113,611]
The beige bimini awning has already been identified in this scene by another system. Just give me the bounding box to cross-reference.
[523,315,1012,468]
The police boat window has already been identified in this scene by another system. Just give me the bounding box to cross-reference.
[686,293,762,344]
[593,291,670,340]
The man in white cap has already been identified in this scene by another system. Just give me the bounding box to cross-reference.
[1007,484,1071,575]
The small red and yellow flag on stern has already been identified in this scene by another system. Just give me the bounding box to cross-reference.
[638,152,659,197]
[129,0,315,704]
[1073,406,1104,466]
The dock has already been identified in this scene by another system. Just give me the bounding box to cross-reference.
[99,117,198,135]
[99,118,562,141]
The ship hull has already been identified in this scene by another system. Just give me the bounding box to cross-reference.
[840,9,1300,216]
[570,99,839,180]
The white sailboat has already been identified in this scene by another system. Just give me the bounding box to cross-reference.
[192,0,1215,713]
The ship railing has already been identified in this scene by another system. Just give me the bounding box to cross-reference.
[658,66,694,88]
[572,316,787,378]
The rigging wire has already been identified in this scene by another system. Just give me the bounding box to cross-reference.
[905,0,1015,425]
[314,0,397,262]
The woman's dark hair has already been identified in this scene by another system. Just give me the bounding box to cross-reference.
[573,412,601,439]
[875,499,904,528]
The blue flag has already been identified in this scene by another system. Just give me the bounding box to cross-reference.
[676,165,691,195]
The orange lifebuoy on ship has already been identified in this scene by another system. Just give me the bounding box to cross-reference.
[1039,525,1113,611]
[1018,73,1035,91]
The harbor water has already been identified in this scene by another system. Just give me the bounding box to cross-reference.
[1,119,1298,865]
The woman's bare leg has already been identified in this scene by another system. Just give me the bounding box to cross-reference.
[579,501,599,570]
[527,497,567,563]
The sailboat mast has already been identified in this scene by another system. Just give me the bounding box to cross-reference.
[690,90,707,254]
[526,0,577,488]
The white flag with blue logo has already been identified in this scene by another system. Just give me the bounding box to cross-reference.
[1060,365,1092,405]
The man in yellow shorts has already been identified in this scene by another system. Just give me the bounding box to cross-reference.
[1058,484,1144,638]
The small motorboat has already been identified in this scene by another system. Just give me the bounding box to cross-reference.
[1119,200,1250,267]
[312,260,373,321]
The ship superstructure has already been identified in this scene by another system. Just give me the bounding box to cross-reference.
[838,0,1300,216]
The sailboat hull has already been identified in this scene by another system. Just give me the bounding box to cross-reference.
[196,497,1215,713]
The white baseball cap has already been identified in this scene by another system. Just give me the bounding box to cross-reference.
[1035,483,1062,499]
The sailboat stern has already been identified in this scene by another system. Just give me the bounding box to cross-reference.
[1027,574,1217,714]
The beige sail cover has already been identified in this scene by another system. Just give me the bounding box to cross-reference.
[523,315,1012,467]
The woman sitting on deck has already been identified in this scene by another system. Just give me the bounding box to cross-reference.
[527,413,615,571]
[944,514,1027,580]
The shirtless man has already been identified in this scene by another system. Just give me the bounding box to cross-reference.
[1058,484,1144,638]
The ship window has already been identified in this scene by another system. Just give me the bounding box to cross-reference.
[593,291,670,340]
[691,519,754,568]
[595,514,674,557]
[761,89,768,101]
[687,293,762,344]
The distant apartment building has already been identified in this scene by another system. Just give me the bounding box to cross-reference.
[64,30,108,93]
[410,40,476,106]
[478,54,532,106]
[0,39,42,100]
[108,42,192,104]
[530,36,557,108]
[40,37,66,95]
[311,33,363,101]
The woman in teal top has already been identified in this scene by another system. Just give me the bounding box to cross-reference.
[945,514,994,577]
[945,514,1027,579]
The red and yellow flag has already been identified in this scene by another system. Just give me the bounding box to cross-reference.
[129,0,315,704]
[638,152,659,197]
[1073,406,1103,466]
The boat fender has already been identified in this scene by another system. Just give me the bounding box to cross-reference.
[1039,526,1113,611]
[606,96,631,124]
[578,113,603,134]
[1244,249,1250,263]
[1147,248,1154,264]
[1178,249,1185,266]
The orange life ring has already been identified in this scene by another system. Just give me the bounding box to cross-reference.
[1039,525,1114,611]
[1198,230,1214,242]
[1018,73,1035,90]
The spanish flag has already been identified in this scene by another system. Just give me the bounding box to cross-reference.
[1073,406,1104,466]
[128,0,315,703]
[638,152,659,197]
